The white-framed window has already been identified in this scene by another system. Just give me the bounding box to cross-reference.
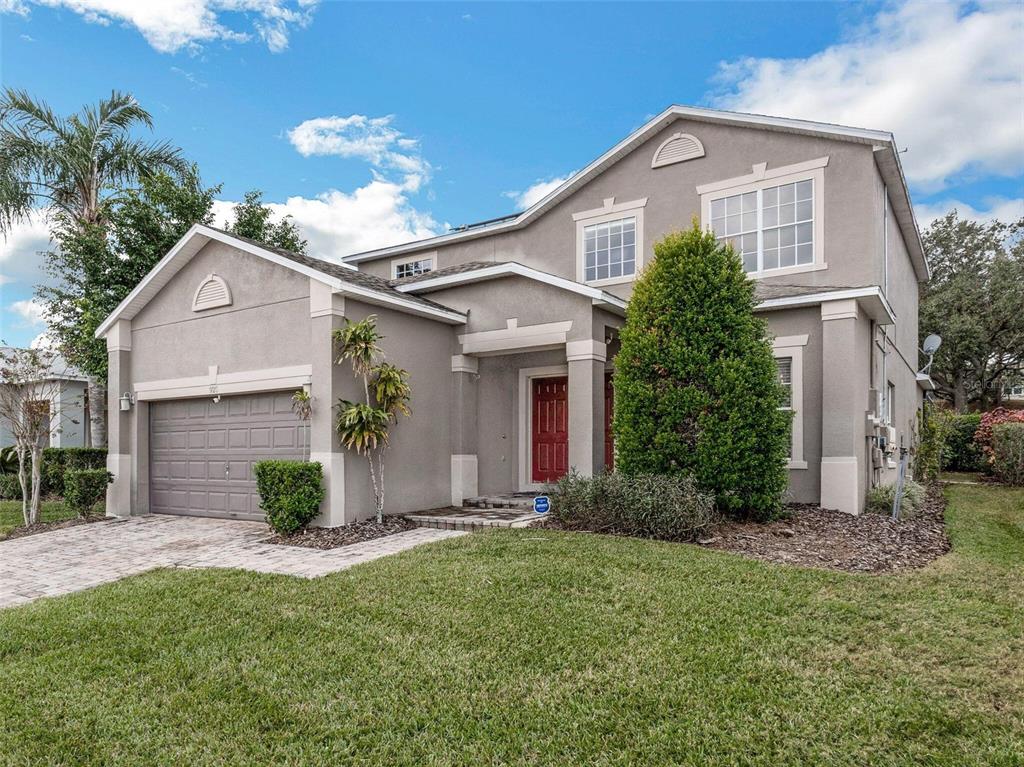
[392,254,435,280]
[772,334,808,470]
[1004,382,1024,399]
[886,381,896,425]
[698,157,828,278]
[776,356,793,458]
[583,216,636,283]
[573,197,647,287]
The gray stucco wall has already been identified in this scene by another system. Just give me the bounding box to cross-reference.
[338,299,456,518]
[131,241,312,382]
[362,117,886,304]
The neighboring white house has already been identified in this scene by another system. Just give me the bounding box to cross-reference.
[0,348,91,448]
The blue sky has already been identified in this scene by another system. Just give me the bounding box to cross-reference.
[1,0,1022,347]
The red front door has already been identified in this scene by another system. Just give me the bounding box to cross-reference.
[532,376,569,483]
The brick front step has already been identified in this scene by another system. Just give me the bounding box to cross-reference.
[462,493,538,510]
[404,507,536,531]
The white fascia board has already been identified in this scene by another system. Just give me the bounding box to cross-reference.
[334,281,466,324]
[395,262,627,312]
[916,373,937,391]
[343,105,894,265]
[757,286,897,325]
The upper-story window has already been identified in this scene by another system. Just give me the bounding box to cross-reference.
[573,197,647,287]
[583,216,636,283]
[393,254,434,280]
[698,157,828,278]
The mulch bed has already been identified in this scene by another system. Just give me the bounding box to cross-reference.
[267,516,417,550]
[0,514,108,542]
[699,487,951,573]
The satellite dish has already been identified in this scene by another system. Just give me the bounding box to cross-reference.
[922,334,942,356]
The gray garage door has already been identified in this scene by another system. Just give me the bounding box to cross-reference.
[150,391,306,521]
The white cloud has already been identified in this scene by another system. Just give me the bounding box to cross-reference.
[2,0,319,54]
[915,196,1024,228]
[711,1,1024,192]
[287,115,430,190]
[504,173,574,210]
[0,209,53,288]
[213,178,443,261]
[29,331,53,349]
[9,297,48,327]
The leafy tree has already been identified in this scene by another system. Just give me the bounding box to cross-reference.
[613,224,790,521]
[920,212,1024,410]
[38,168,220,383]
[1,88,188,447]
[333,316,411,523]
[0,88,188,233]
[226,190,308,254]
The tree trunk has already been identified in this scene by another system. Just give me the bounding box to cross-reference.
[16,444,29,527]
[87,375,106,448]
[953,377,968,412]
[29,446,42,525]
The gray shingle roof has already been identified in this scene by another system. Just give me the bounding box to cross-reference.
[207,227,464,319]
[389,261,508,286]
[754,283,870,301]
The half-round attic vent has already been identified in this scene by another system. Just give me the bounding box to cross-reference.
[192,273,232,312]
[651,132,705,168]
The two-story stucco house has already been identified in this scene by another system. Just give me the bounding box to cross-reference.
[98,106,932,523]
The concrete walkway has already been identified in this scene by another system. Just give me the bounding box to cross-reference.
[0,515,465,609]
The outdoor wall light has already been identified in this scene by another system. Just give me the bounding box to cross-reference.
[119,392,135,411]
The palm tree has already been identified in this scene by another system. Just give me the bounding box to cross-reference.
[0,89,189,447]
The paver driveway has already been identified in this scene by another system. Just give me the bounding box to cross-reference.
[0,515,464,609]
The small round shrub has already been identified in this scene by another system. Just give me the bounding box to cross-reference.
[63,468,112,517]
[0,473,22,500]
[975,408,1024,470]
[253,460,325,535]
[549,470,718,542]
[865,478,926,517]
[991,423,1024,486]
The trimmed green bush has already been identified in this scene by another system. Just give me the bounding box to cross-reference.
[613,224,790,521]
[865,478,926,517]
[549,471,718,542]
[63,469,112,517]
[913,402,953,484]
[991,423,1024,486]
[942,413,983,472]
[41,447,107,496]
[253,460,325,535]
[0,473,22,500]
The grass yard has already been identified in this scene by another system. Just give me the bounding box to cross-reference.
[0,498,80,538]
[0,484,1021,766]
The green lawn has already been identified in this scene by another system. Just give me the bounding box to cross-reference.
[0,498,79,538]
[0,485,1021,766]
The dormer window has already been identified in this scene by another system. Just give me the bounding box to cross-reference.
[393,254,435,280]
[192,274,232,312]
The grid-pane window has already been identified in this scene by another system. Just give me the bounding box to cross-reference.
[711,179,814,274]
[777,357,793,409]
[584,216,636,282]
[395,258,433,279]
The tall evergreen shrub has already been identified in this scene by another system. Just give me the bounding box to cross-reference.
[613,224,790,520]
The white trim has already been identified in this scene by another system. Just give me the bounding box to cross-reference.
[696,156,829,195]
[310,452,346,528]
[309,278,345,318]
[451,355,479,374]
[517,364,569,493]
[392,252,436,279]
[821,299,860,322]
[191,273,232,312]
[571,196,648,221]
[133,364,313,402]
[757,286,896,326]
[342,105,898,266]
[651,132,705,168]
[820,456,861,515]
[458,318,573,356]
[566,340,607,362]
[95,225,465,338]
[575,200,646,288]
[700,159,827,279]
[916,372,937,391]
[772,337,807,470]
[395,261,627,313]
[106,319,132,352]
[451,454,478,506]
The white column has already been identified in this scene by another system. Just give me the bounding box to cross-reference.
[566,340,606,477]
